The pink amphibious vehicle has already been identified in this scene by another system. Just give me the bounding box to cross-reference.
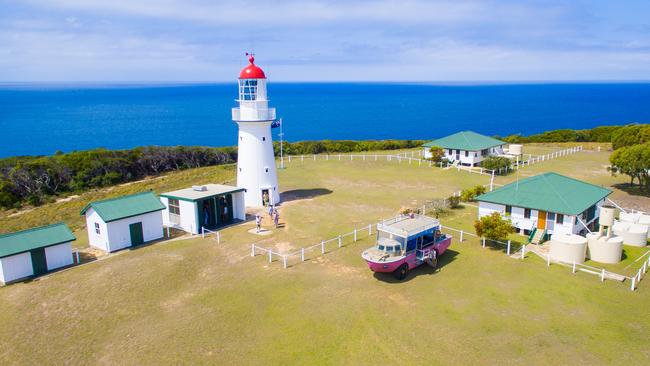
[362,214,452,280]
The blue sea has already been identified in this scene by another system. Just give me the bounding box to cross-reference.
[1,82,650,158]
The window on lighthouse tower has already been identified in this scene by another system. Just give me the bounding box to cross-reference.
[239,79,258,101]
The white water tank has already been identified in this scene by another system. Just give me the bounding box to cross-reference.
[508,144,523,156]
[549,233,588,264]
[586,233,623,264]
[599,205,616,227]
[612,221,648,247]
[619,212,637,224]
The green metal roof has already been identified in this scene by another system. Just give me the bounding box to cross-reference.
[160,184,244,202]
[475,172,612,215]
[0,222,76,258]
[422,131,505,151]
[80,191,165,223]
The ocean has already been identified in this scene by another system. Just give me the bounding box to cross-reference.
[1,82,650,158]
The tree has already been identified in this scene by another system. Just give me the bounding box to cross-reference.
[474,212,515,240]
[609,142,650,189]
[611,125,650,150]
[425,146,445,163]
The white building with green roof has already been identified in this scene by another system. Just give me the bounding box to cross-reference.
[159,184,246,235]
[0,222,75,284]
[81,191,165,252]
[476,172,612,237]
[422,131,506,166]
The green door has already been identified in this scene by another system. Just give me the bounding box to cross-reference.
[30,247,48,276]
[129,222,144,246]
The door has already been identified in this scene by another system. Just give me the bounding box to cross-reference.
[30,248,48,275]
[537,211,547,230]
[129,222,144,246]
[226,194,234,222]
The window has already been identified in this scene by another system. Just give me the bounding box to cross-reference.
[447,149,452,155]
[524,208,531,219]
[556,214,564,224]
[262,137,266,141]
[238,79,258,100]
[505,205,512,217]
[265,167,269,173]
[169,198,180,215]
[94,222,100,235]
[465,150,469,157]
[474,152,478,157]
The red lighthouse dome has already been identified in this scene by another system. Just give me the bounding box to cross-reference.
[239,54,266,79]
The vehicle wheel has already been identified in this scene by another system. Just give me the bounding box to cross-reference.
[394,263,409,280]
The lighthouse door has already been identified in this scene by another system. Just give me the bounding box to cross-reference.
[261,189,270,207]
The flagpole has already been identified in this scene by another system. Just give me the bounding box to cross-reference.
[279,118,284,169]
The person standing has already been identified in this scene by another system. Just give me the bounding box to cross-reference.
[274,210,280,228]
[255,215,261,233]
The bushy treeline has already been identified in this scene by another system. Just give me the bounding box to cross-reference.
[496,124,646,146]
[0,146,237,209]
[274,140,425,156]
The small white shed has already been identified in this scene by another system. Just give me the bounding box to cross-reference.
[81,191,165,252]
[160,184,246,235]
[0,222,76,284]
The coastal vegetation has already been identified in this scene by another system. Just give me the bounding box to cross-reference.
[474,212,515,240]
[480,156,512,172]
[497,124,648,145]
[0,140,423,209]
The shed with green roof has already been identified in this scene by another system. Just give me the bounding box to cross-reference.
[0,222,76,283]
[476,172,612,236]
[81,191,165,252]
[422,131,506,166]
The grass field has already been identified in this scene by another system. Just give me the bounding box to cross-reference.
[1,144,649,365]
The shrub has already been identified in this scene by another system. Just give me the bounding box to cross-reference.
[481,156,512,173]
[474,212,515,240]
[448,195,460,209]
[425,146,445,163]
[460,185,486,202]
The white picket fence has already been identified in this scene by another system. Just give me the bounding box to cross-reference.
[513,145,583,169]
[251,223,375,268]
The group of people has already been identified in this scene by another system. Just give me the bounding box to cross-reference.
[255,205,280,233]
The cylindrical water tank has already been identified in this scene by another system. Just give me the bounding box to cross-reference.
[619,212,638,223]
[549,234,588,264]
[599,205,616,227]
[586,233,623,264]
[613,222,648,247]
[508,144,523,155]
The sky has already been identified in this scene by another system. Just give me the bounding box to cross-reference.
[1,0,650,82]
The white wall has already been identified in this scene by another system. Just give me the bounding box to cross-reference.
[440,145,505,166]
[232,191,246,220]
[0,252,33,283]
[105,211,164,252]
[161,197,199,234]
[237,121,280,207]
[85,207,109,251]
[45,242,73,271]
[478,201,576,235]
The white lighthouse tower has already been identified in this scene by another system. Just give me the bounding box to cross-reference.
[233,54,280,207]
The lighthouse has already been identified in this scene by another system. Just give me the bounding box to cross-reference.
[232,54,280,207]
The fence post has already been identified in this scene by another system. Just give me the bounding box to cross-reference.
[339,154,341,161]
[313,154,316,161]
[326,154,329,161]
[201,226,205,238]
[251,244,255,257]
[460,230,464,242]
[521,244,525,259]
[166,226,170,238]
[75,251,80,264]
[338,235,342,248]
[301,155,304,161]
[354,228,358,242]
[289,155,291,162]
[631,274,636,290]
[217,232,221,244]
[482,238,486,248]
[350,154,353,161]
[572,262,576,273]
[507,240,511,255]
[375,154,378,161]
[601,268,605,282]
[368,224,372,235]
[283,255,287,269]
[321,240,325,254]
[547,254,551,267]
[268,250,273,263]
[301,248,305,261]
